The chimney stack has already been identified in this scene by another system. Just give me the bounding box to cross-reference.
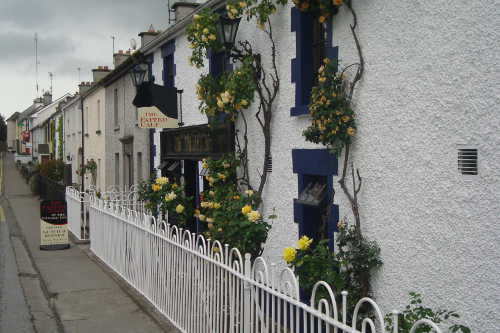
[138,25,160,48]
[43,91,52,105]
[171,2,199,22]
[113,50,130,68]
[92,66,111,82]
[78,81,92,95]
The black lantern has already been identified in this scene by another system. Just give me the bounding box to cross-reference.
[130,63,149,88]
[217,14,241,50]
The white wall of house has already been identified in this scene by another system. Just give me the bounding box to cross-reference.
[6,117,18,151]
[83,88,106,191]
[146,1,499,331]
[62,97,82,185]
[104,74,150,190]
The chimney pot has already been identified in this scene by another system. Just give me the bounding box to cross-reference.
[171,2,199,23]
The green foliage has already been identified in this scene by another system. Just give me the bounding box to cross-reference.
[50,120,56,155]
[284,221,381,322]
[336,221,382,303]
[303,59,357,155]
[138,177,194,226]
[226,0,287,26]
[196,56,256,122]
[186,10,223,68]
[291,0,343,22]
[385,292,471,333]
[39,159,65,182]
[57,117,63,160]
[199,155,271,258]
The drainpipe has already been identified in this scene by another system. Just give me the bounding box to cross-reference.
[80,97,85,191]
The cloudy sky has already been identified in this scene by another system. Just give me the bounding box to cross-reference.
[0,0,172,118]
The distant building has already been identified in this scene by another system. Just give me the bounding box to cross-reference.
[6,112,20,152]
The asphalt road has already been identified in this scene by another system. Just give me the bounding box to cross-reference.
[0,153,36,333]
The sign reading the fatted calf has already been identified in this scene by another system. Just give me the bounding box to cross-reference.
[40,200,69,250]
[138,106,178,128]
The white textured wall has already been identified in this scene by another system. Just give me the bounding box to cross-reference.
[83,88,106,191]
[330,1,500,332]
[147,1,500,330]
[63,99,82,185]
[104,75,150,189]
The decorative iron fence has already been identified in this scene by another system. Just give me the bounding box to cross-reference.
[87,196,443,333]
[66,187,90,240]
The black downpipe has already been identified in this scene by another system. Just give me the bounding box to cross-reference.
[80,97,85,191]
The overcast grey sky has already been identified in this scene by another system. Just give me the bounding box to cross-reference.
[0,0,172,118]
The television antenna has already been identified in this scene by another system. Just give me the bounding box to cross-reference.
[34,33,40,97]
[49,72,54,95]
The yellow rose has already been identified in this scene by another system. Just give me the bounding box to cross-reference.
[164,192,177,202]
[233,195,240,200]
[247,210,261,222]
[156,177,169,185]
[241,99,248,106]
[297,236,313,250]
[213,202,221,209]
[201,35,208,42]
[318,16,326,23]
[209,190,215,197]
[217,173,226,180]
[176,204,185,214]
[318,76,326,83]
[208,34,216,40]
[151,184,161,192]
[323,58,330,64]
[347,127,356,136]
[222,162,230,169]
[203,28,209,34]
[241,205,252,215]
[198,214,206,221]
[230,8,238,14]
[341,115,350,123]
[206,217,214,223]
[245,189,254,196]
[172,184,178,189]
[193,14,201,20]
[283,247,297,263]
[194,209,200,217]
[239,1,247,8]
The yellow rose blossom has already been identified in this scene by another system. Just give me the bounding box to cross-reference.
[209,190,215,197]
[217,173,226,180]
[156,177,169,185]
[222,162,231,169]
[202,28,209,34]
[176,204,185,214]
[164,192,177,202]
[318,76,326,83]
[323,58,330,64]
[241,205,252,215]
[347,127,356,136]
[241,99,249,106]
[172,184,178,189]
[201,35,208,42]
[239,1,247,8]
[342,115,351,123]
[208,34,216,40]
[193,14,201,20]
[151,184,162,192]
[198,214,206,221]
[283,247,297,263]
[247,210,261,222]
[213,202,221,209]
[206,217,214,223]
[297,236,313,250]
[233,195,240,200]
[318,16,326,23]
[194,209,200,217]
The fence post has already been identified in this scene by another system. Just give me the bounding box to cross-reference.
[243,253,252,333]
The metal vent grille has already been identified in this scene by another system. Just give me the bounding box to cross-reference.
[458,148,478,175]
[265,156,273,173]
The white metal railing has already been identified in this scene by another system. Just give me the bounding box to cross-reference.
[66,187,90,240]
[88,196,443,333]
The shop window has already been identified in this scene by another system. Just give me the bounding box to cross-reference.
[292,149,339,246]
[291,8,337,116]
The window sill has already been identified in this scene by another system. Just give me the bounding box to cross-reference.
[96,130,101,135]
[290,105,309,117]
[114,127,120,132]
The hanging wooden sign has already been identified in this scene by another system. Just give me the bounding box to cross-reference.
[138,106,178,128]
[40,200,70,250]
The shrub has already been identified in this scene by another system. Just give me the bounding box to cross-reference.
[39,159,65,182]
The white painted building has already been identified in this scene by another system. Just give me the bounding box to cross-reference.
[61,93,83,185]
[132,0,500,331]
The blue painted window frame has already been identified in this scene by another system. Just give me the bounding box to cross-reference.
[292,149,339,248]
[161,40,176,87]
[291,8,337,116]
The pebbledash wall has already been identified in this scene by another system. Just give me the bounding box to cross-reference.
[104,73,150,190]
[146,1,499,331]
[62,96,83,185]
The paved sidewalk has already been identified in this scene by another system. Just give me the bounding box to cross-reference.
[3,155,174,333]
